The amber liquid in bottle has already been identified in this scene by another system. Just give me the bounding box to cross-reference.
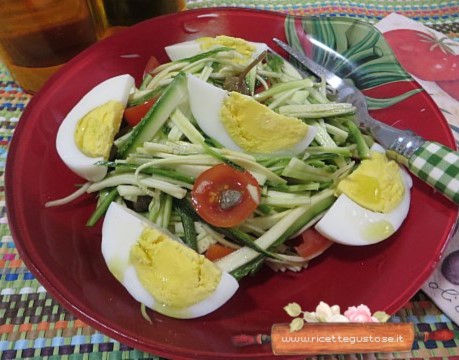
[88,0,186,38]
[0,0,101,93]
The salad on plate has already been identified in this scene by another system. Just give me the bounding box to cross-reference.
[46,35,412,319]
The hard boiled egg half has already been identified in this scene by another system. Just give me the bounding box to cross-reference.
[187,74,317,155]
[101,202,239,319]
[165,35,268,63]
[315,144,412,246]
[56,74,135,182]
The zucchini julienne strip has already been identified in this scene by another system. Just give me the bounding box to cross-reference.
[118,72,189,158]
[86,188,119,226]
[218,189,335,279]
[174,198,198,252]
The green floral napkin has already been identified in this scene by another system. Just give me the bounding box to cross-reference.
[376,12,459,326]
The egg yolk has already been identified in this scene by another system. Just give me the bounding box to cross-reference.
[130,228,222,309]
[197,35,255,64]
[336,151,404,213]
[220,92,310,153]
[74,100,124,159]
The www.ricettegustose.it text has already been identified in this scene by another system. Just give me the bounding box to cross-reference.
[281,335,404,345]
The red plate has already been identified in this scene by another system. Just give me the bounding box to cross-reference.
[6,8,458,360]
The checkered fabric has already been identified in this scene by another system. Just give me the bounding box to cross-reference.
[409,142,459,204]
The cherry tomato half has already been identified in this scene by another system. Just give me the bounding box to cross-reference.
[123,97,158,127]
[293,228,334,260]
[191,164,260,228]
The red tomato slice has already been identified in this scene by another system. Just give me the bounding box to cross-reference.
[123,97,158,127]
[205,243,235,261]
[143,55,161,76]
[294,228,334,260]
[191,164,260,228]
[123,55,161,127]
[254,79,270,94]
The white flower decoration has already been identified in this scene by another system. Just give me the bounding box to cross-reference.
[304,301,349,323]
[284,301,389,332]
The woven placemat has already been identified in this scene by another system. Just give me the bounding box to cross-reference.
[2,2,459,359]
[186,0,459,34]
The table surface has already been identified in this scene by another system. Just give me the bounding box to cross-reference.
[2,1,459,359]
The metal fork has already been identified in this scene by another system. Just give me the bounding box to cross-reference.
[273,38,459,205]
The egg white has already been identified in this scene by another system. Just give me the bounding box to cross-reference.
[187,74,240,151]
[165,38,268,62]
[56,74,135,182]
[101,202,239,319]
[314,144,412,246]
[187,74,317,155]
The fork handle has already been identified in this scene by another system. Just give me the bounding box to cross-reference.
[407,141,459,204]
